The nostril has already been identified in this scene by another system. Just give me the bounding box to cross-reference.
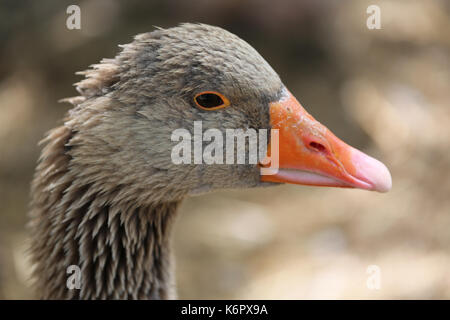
[309,141,327,153]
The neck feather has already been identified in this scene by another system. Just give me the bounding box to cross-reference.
[29,125,180,299]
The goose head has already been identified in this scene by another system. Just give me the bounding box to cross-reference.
[68,23,390,203]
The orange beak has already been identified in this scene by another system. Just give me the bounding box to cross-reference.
[261,89,392,192]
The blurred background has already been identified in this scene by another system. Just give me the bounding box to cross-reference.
[0,0,449,299]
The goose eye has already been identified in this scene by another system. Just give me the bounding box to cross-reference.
[194,91,230,110]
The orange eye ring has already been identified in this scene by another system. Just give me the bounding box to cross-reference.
[194,91,230,110]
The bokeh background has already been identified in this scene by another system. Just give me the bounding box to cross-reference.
[1,0,449,299]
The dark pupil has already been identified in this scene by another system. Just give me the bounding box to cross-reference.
[196,93,224,108]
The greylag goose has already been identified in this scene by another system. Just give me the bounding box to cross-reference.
[29,23,391,299]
